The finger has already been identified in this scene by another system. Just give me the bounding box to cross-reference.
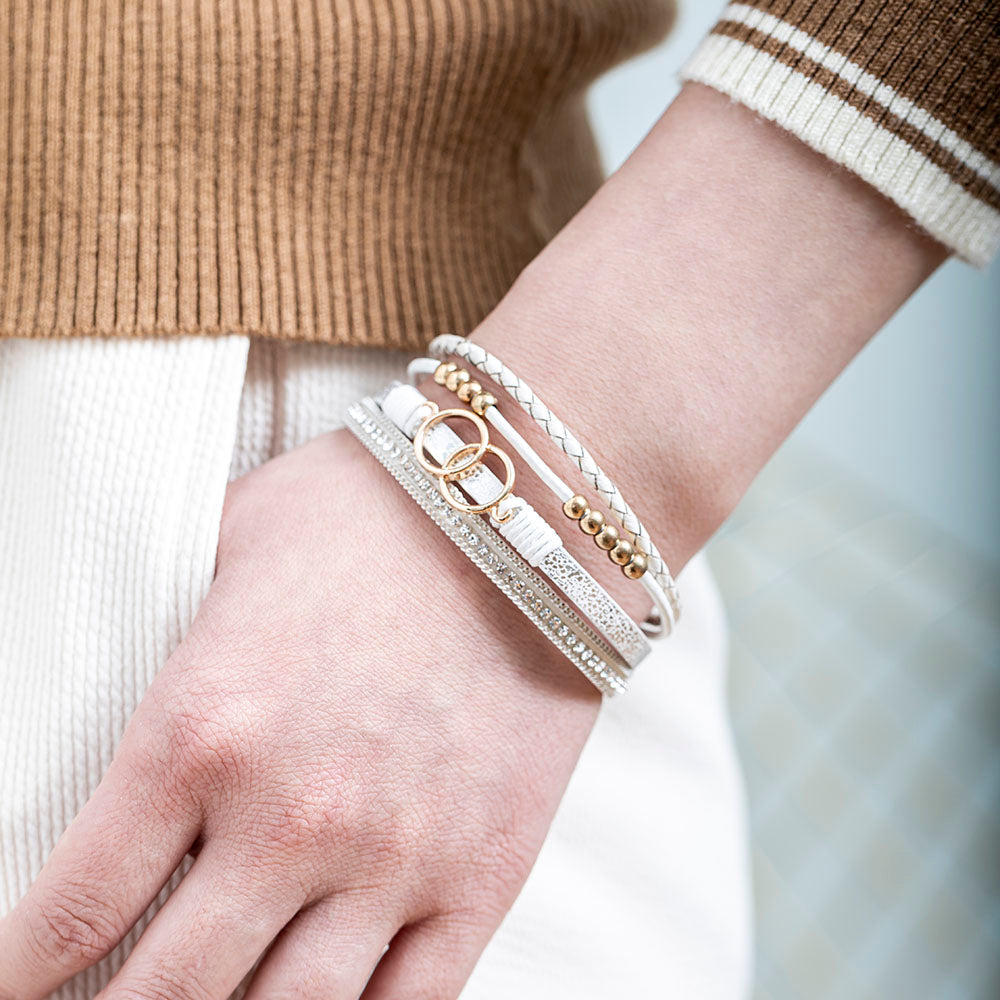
[0,748,201,998]
[360,913,489,1000]
[243,891,399,999]
[95,838,303,1000]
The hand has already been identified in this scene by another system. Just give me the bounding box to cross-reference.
[0,429,600,999]
[0,81,945,1000]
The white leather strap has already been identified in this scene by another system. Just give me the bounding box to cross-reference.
[380,382,650,668]
[425,336,682,632]
[346,398,631,695]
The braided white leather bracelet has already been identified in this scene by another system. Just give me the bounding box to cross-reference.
[379,382,650,670]
[345,397,631,695]
[416,340,682,633]
[406,356,674,637]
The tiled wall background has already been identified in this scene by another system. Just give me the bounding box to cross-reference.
[707,444,999,999]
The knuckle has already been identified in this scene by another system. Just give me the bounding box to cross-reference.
[442,800,536,909]
[335,779,423,876]
[370,804,423,871]
[248,775,423,886]
[473,829,536,898]
[253,787,333,853]
[164,703,253,789]
[23,882,129,966]
[114,744,199,829]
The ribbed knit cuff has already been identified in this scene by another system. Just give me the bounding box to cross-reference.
[680,2,1000,267]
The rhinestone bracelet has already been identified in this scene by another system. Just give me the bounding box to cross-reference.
[424,336,682,632]
[379,381,650,670]
[407,351,679,637]
[345,396,631,695]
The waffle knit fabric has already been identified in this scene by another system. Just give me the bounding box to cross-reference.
[0,336,751,998]
[1,1,997,349]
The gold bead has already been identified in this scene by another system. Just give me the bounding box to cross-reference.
[433,361,457,386]
[456,379,482,403]
[609,539,634,565]
[594,525,620,550]
[622,552,648,580]
[471,391,496,415]
[445,368,471,392]
[562,495,589,520]
[579,509,605,535]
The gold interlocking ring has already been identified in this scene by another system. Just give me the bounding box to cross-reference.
[413,408,489,479]
[436,442,516,519]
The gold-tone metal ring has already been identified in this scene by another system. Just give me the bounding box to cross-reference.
[413,408,489,479]
[436,442,516,517]
[492,503,518,524]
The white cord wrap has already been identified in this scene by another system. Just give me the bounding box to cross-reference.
[493,502,562,567]
[378,381,651,667]
[427,334,682,629]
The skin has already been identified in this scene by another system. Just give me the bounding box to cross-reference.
[0,85,946,999]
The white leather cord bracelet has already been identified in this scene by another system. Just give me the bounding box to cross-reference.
[379,382,650,670]
[345,396,631,695]
[424,335,682,632]
[409,346,680,636]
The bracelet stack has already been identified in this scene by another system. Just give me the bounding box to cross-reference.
[429,358,651,580]
[345,336,681,696]
[345,398,631,695]
[424,334,682,628]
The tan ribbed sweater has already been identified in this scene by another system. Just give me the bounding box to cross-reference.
[1,1,998,348]
[0,0,673,348]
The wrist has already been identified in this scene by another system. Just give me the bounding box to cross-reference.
[332,426,604,705]
[468,277,728,580]
[463,84,944,575]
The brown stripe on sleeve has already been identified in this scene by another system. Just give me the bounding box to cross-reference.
[715,0,1000,162]
[682,0,1000,266]
[709,19,1000,214]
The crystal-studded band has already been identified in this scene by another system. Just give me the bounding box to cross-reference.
[534,547,648,667]
[345,397,631,695]
[380,381,649,670]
